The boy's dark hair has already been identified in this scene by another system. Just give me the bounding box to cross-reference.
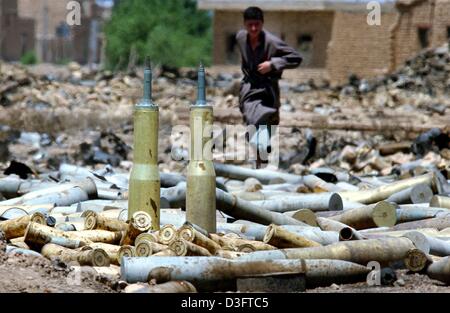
[243,7,264,22]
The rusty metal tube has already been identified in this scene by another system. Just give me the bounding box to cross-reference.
[214,163,303,184]
[169,239,212,256]
[387,184,433,204]
[329,201,397,230]
[41,243,110,267]
[84,212,128,232]
[430,195,450,209]
[121,256,369,288]
[0,212,46,239]
[216,188,307,226]
[396,206,450,223]
[392,216,450,231]
[238,237,417,265]
[88,242,120,265]
[403,231,450,257]
[338,173,435,204]
[216,223,338,245]
[249,193,343,213]
[263,224,322,248]
[178,223,221,254]
[120,211,152,246]
[426,256,450,284]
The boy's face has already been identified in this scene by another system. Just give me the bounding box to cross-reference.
[244,19,263,39]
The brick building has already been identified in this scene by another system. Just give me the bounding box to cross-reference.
[0,0,35,62]
[17,0,111,64]
[199,0,450,84]
[0,0,111,64]
[391,0,450,71]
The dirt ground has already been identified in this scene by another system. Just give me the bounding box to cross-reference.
[0,243,119,293]
[308,270,450,293]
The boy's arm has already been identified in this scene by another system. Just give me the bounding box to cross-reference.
[269,37,302,71]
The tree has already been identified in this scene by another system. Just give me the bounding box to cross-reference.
[104,0,212,69]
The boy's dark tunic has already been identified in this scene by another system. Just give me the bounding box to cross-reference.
[236,29,302,127]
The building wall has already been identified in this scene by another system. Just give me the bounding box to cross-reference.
[327,11,398,84]
[213,10,334,68]
[392,0,450,70]
[17,0,103,64]
[0,0,35,61]
[431,0,450,46]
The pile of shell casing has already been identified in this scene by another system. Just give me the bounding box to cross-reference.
[1,161,450,292]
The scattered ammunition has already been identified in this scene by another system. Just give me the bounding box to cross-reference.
[263,224,322,249]
[152,249,177,257]
[238,237,417,266]
[128,59,160,229]
[170,239,212,256]
[158,224,178,245]
[403,248,432,272]
[285,209,318,226]
[303,259,371,287]
[209,233,237,251]
[55,223,77,231]
[338,173,435,204]
[118,245,136,264]
[178,223,221,254]
[210,233,275,251]
[233,191,265,201]
[395,207,449,223]
[121,256,368,289]
[135,239,169,257]
[70,265,121,282]
[302,175,343,193]
[50,206,79,215]
[135,232,159,246]
[0,212,46,239]
[6,245,43,258]
[41,243,110,267]
[216,188,307,226]
[84,212,128,232]
[97,189,125,200]
[214,163,303,185]
[426,256,450,284]
[0,208,28,221]
[215,250,246,259]
[9,237,30,250]
[0,204,54,216]
[403,231,450,256]
[186,64,216,233]
[339,227,369,241]
[88,243,121,265]
[430,195,450,209]
[329,201,397,230]
[75,230,124,244]
[392,216,450,231]
[237,244,256,252]
[244,178,263,192]
[386,184,433,204]
[249,193,343,213]
[316,217,367,241]
[120,211,152,246]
